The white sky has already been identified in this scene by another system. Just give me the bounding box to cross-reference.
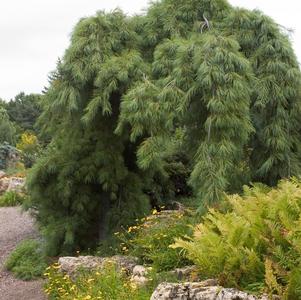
[0,0,300,100]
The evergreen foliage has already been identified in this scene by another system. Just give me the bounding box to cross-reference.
[28,0,301,254]
[0,107,16,145]
[0,142,19,170]
[6,92,41,133]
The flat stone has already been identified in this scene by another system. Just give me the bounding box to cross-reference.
[58,255,139,276]
[151,282,269,300]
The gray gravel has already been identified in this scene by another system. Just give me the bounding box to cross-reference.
[0,207,46,300]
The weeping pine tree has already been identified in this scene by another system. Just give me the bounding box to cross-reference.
[28,0,301,254]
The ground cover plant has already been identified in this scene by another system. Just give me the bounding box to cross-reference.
[5,239,47,280]
[44,262,153,300]
[173,179,301,299]
[0,191,26,207]
[113,209,195,272]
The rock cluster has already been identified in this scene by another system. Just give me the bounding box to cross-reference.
[0,176,25,194]
[151,282,270,300]
[57,256,276,300]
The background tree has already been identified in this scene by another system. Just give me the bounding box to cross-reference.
[6,92,41,133]
[0,107,16,145]
[28,0,301,254]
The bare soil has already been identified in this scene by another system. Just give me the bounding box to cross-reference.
[0,207,46,300]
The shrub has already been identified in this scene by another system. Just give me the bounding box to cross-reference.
[114,209,195,272]
[173,179,301,299]
[17,132,41,168]
[29,0,301,255]
[0,142,20,170]
[44,262,152,300]
[5,239,47,280]
[0,191,26,207]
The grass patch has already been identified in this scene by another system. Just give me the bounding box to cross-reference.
[5,239,47,280]
[0,191,26,207]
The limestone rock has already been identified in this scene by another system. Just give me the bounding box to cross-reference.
[58,255,139,277]
[0,177,10,193]
[151,282,269,300]
[58,256,104,275]
[0,176,25,194]
[7,177,25,193]
[130,265,149,286]
[216,288,257,300]
[171,265,200,281]
[133,265,148,277]
[107,255,139,274]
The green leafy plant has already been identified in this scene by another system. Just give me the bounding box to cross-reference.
[0,191,26,207]
[5,239,47,280]
[173,179,301,299]
[114,209,194,272]
[45,262,152,300]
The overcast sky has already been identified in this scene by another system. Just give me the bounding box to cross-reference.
[0,0,300,100]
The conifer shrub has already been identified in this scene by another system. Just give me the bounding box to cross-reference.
[5,239,47,280]
[28,0,301,254]
[173,179,301,299]
[0,142,19,170]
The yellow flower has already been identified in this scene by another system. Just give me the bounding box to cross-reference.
[52,264,61,269]
[87,278,95,283]
[84,296,92,300]
[130,282,138,290]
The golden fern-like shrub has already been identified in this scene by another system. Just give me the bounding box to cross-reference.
[173,180,301,299]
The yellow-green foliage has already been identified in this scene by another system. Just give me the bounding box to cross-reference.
[114,209,194,272]
[44,262,152,300]
[0,191,26,207]
[17,132,41,168]
[173,180,301,299]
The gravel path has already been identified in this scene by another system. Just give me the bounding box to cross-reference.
[0,207,46,300]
